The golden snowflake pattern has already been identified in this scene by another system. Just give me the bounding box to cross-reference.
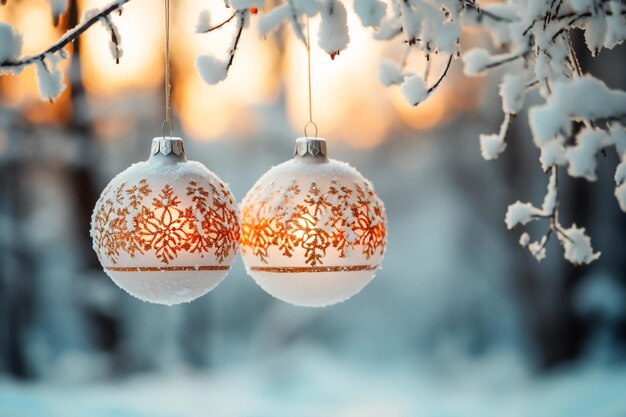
[241,179,386,266]
[92,179,240,265]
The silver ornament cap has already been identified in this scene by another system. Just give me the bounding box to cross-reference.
[294,137,328,160]
[150,137,187,162]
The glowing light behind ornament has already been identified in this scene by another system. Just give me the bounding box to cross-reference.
[240,139,387,307]
[91,137,240,305]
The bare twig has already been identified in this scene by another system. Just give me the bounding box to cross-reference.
[198,10,237,33]
[427,54,453,94]
[0,0,131,69]
[225,11,247,74]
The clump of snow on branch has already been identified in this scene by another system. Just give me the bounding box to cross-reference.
[195,54,228,85]
[195,10,213,34]
[36,55,65,100]
[377,59,404,86]
[318,0,350,57]
[354,0,386,28]
[400,75,427,106]
[0,22,23,66]
[558,225,601,265]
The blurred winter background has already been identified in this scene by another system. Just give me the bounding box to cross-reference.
[1,0,626,416]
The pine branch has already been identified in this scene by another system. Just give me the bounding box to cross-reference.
[0,0,131,69]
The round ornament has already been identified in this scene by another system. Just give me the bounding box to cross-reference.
[91,137,240,305]
[240,137,387,307]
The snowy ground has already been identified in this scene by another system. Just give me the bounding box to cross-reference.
[1,346,625,417]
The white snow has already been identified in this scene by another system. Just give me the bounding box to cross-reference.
[612,156,626,212]
[557,224,601,265]
[528,238,546,261]
[584,16,607,56]
[354,0,386,28]
[377,59,404,86]
[258,4,290,37]
[400,1,421,41]
[479,114,511,161]
[539,139,567,171]
[0,22,23,64]
[318,0,350,56]
[195,54,228,85]
[528,105,568,146]
[565,128,610,181]
[499,73,526,115]
[461,48,492,76]
[399,75,427,105]
[529,76,626,145]
[570,0,595,13]
[230,0,264,10]
[462,48,523,76]
[504,201,540,230]
[292,0,319,16]
[479,134,506,161]
[35,55,66,100]
[519,232,530,247]
[542,169,558,213]
[195,10,212,33]
[610,123,626,156]
[606,2,626,49]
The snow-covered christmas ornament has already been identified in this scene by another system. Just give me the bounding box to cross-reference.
[91,137,240,305]
[241,137,387,307]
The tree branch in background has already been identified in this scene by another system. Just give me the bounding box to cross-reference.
[0,0,131,70]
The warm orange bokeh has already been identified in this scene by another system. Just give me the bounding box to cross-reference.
[0,0,479,146]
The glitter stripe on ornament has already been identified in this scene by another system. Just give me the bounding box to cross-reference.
[104,265,231,272]
[249,265,379,273]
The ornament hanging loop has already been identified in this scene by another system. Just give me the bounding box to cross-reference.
[304,121,318,138]
[161,119,174,138]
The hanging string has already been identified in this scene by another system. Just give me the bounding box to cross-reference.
[304,16,318,138]
[161,0,174,138]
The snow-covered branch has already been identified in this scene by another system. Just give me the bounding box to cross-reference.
[0,0,130,99]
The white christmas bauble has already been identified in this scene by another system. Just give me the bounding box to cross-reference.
[240,137,387,307]
[91,137,240,305]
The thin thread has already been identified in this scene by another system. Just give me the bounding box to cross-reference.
[304,16,318,138]
[161,0,174,138]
